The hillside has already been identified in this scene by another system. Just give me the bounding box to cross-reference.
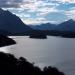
[0,8,32,35]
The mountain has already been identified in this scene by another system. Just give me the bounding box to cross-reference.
[0,8,32,35]
[30,23,56,30]
[30,19,75,32]
[56,19,75,32]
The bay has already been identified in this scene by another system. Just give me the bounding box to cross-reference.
[0,36,75,75]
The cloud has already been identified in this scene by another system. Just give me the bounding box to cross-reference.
[65,8,75,19]
[20,0,59,11]
[22,17,58,25]
[1,0,75,11]
[4,8,31,18]
[20,1,59,17]
[16,13,31,18]
[56,0,75,3]
[0,0,23,8]
[37,7,59,16]
[1,0,75,24]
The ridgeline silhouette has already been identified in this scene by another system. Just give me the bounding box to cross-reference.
[30,19,75,38]
[0,8,75,38]
[0,52,64,75]
[30,19,75,32]
[0,8,32,35]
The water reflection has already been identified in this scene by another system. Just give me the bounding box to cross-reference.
[0,36,75,75]
[0,47,9,53]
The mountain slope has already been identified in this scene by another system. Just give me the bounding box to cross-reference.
[0,8,32,35]
[57,19,75,32]
[30,23,56,30]
[30,19,75,32]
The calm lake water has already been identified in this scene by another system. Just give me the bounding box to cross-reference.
[0,36,75,75]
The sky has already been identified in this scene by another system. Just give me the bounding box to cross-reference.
[1,0,75,25]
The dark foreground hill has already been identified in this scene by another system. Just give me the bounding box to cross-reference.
[0,35,16,47]
[0,52,64,75]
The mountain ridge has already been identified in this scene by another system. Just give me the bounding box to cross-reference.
[0,8,32,35]
[30,19,75,32]
[57,19,75,32]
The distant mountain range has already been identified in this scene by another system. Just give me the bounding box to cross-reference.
[30,19,75,32]
[30,23,56,30]
[0,8,32,35]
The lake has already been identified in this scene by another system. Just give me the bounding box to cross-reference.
[0,36,75,75]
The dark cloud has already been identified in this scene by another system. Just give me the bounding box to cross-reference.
[0,0,23,8]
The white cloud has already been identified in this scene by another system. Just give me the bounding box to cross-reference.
[1,0,71,24]
[56,0,75,3]
[37,7,59,16]
[16,14,31,18]
[65,9,75,20]
[19,0,59,18]
[0,0,22,8]
[20,0,58,13]
[22,17,58,25]
[37,7,57,12]
[20,2,36,10]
